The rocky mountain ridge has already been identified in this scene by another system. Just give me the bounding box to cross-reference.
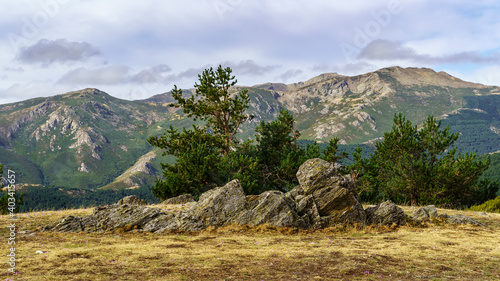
[1,67,500,193]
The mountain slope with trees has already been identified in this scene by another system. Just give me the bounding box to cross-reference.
[0,67,499,210]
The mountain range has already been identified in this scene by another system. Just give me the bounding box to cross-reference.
[1,66,499,203]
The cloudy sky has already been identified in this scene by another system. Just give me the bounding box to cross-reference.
[1,0,500,104]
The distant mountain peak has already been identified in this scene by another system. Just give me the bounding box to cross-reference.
[376,66,485,88]
[60,88,113,101]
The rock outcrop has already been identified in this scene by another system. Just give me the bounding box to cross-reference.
[411,205,439,223]
[47,204,169,232]
[163,194,195,205]
[365,200,407,226]
[46,158,486,233]
[410,205,484,226]
[117,195,147,205]
[294,158,366,225]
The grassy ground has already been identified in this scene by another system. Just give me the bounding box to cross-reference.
[1,205,499,281]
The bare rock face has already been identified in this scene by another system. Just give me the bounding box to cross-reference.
[295,158,366,225]
[117,195,147,206]
[235,190,306,228]
[173,179,248,231]
[365,200,407,226]
[296,158,337,195]
[295,194,321,227]
[47,204,169,232]
[163,194,195,205]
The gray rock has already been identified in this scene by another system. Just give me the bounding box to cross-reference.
[411,205,439,223]
[47,215,84,232]
[235,190,306,228]
[295,195,321,227]
[142,213,177,232]
[163,194,195,205]
[296,159,365,225]
[117,195,147,206]
[286,185,303,200]
[89,204,165,232]
[365,200,407,226]
[47,204,169,233]
[446,214,484,226]
[174,179,248,231]
[296,158,338,195]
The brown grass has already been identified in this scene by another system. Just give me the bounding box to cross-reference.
[1,205,499,280]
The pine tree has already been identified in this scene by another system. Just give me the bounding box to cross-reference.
[361,113,498,207]
[170,65,252,156]
[148,66,253,200]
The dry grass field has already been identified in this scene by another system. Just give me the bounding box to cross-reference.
[1,204,499,281]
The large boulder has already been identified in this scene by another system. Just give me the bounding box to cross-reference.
[173,179,248,231]
[235,190,307,228]
[296,158,338,195]
[411,205,439,223]
[117,195,147,206]
[47,204,168,232]
[365,200,407,226]
[295,158,366,225]
[163,194,195,205]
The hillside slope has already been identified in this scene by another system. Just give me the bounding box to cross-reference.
[0,88,177,189]
[1,67,499,193]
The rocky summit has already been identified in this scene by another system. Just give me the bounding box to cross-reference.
[46,159,483,233]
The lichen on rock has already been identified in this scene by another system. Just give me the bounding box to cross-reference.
[45,158,487,233]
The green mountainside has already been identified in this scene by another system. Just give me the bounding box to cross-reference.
[0,88,176,190]
[1,67,499,209]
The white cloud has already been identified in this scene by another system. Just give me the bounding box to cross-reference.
[471,65,500,87]
[1,0,500,104]
[223,60,280,76]
[278,69,303,82]
[59,65,130,85]
[130,64,172,84]
[17,39,100,66]
[0,81,71,104]
[358,40,500,64]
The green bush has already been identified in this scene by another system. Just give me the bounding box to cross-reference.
[468,196,500,213]
[354,113,498,208]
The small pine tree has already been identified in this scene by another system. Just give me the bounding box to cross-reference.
[254,109,322,191]
[148,66,253,200]
[360,113,498,207]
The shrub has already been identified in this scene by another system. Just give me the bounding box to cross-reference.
[468,196,500,213]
